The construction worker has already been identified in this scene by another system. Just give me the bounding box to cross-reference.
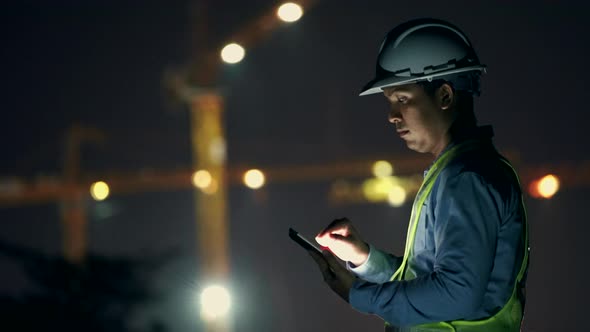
[308,18,529,332]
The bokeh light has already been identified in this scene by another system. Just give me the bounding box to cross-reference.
[192,170,212,189]
[387,185,407,207]
[90,181,110,201]
[244,169,265,189]
[534,174,560,199]
[200,285,231,321]
[220,43,245,64]
[372,160,393,178]
[277,2,304,22]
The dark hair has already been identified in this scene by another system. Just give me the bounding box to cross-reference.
[418,79,478,127]
[417,79,447,99]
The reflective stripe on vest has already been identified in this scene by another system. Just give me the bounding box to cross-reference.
[385,140,529,332]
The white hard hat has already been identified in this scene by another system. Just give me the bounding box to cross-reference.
[360,18,486,96]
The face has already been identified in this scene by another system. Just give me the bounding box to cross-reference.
[382,83,453,156]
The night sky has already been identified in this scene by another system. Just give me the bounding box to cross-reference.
[1,1,589,331]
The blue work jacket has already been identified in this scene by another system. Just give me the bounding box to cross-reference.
[348,129,527,327]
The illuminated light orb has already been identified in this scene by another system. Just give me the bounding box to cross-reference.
[90,181,110,201]
[374,177,395,195]
[362,179,382,202]
[192,170,212,189]
[387,185,407,207]
[537,174,560,199]
[277,2,304,22]
[244,169,265,189]
[220,43,245,64]
[200,285,231,321]
[372,160,393,178]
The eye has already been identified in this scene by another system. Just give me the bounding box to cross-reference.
[397,96,408,103]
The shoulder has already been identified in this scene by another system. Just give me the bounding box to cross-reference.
[442,144,519,191]
[433,144,522,218]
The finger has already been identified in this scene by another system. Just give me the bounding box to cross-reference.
[316,233,349,247]
[315,234,332,247]
[308,251,335,279]
[317,218,350,238]
[317,231,356,249]
[322,254,355,284]
[308,249,325,263]
[316,219,351,246]
[320,251,346,271]
[329,233,355,243]
[321,250,339,263]
[325,235,349,255]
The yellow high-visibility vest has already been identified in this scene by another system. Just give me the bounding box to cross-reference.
[386,140,529,332]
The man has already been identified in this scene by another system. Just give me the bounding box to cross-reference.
[307,18,529,332]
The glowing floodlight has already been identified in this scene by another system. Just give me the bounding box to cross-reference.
[90,181,110,201]
[221,43,245,64]
[277,3,303,22]
[243,169,265,189]
[200,285,231,321]
[529,174,560,199]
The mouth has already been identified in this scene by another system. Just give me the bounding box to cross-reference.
[397,130,409,137]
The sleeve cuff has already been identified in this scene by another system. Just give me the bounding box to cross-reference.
[347,243,375,275]
[347,244,401,283]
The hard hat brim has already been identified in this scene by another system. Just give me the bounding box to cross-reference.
[359,65,486,96]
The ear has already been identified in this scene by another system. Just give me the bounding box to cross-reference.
[437,83,455,110]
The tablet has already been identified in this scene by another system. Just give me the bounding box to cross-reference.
[289,228,323,254]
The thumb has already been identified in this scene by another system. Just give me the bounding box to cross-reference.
[329,233,355,244]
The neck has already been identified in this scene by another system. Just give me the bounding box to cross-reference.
[431,132,452,159]
[431,119,479,159]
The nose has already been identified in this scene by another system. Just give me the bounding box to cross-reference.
[388,105,402,124]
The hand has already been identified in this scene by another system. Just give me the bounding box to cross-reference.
[315,218,370,266]
[308,249,356,303]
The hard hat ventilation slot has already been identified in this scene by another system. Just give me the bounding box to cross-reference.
[423,60,457,74]
[392,68,413,77]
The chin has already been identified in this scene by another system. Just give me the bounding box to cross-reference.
[406,142,429,154]
[404,141,419,152]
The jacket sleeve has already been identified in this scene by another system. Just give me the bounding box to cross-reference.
[349,171,500,327]
[347,244,402,284]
